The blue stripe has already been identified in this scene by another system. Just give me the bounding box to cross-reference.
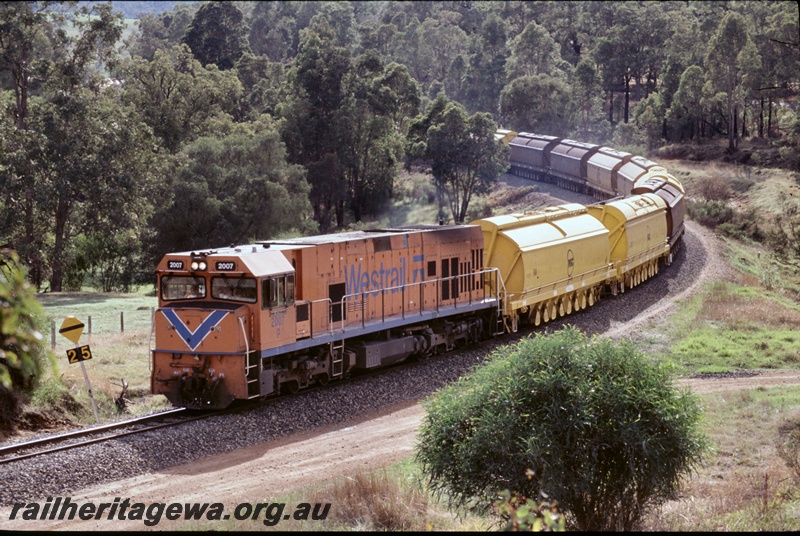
[161,309,229,351]
[413,254,424,262]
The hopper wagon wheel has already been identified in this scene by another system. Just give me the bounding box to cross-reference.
[588,289,596,307]
[558,299,566,318]
[610,282,618,297]
[534,307,542,326]
[543,303,551,323]
[565,294,573,315]
[655,261,659,275]
[580,292,588,309]
[550,301,558,321]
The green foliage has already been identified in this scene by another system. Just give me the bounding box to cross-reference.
[499,74,574,136]
[413,96,509,223]
[416,327,707,531]
[150,120,314,253]
[182,1,251,70]
[494,490,565,532]
[0,250,53,432]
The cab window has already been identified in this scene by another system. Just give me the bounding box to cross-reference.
[161,275,206,301]
[211,277,257,303]
[262,274,295,308]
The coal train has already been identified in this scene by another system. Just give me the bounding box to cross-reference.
[151,131,685,409]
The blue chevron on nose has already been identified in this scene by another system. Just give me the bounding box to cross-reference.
[161,309,230,351]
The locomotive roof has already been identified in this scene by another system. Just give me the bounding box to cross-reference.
[254,224,472,247]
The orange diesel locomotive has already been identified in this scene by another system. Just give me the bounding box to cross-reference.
[151,225,503,408]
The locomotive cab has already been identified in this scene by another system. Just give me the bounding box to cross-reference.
[151,247,297,408]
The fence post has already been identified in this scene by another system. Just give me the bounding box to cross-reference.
[51,321,56,350]
[120,311,124,334]
[88,316,92,341]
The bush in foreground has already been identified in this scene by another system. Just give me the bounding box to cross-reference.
[0,249,54,434]
[416,327,707,531]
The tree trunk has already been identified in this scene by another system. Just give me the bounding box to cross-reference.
[624,76,630,124]
[767,97,773,138]
[50,196,72,292]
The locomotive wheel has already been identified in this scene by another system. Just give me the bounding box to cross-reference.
[281,381,299,395]
[315,373,330,387]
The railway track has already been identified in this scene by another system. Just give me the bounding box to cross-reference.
[0,408,201,465]
[0,354,449,468]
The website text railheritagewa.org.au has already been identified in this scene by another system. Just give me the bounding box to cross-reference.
[7,497,331,527]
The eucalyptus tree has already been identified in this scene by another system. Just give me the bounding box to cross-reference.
[280,18,351,231]
[182,1,251,70]
[667,65,708,142]
[118,44,243,153]
[126,4,195,61]
[499,73,575,136]
[149,120,313,256]
[0,1,163,291]
[505,20,564,81]
[410,96,508,224]
[460,13,509,115]
[705,11,762,152]
[338,53,420,221]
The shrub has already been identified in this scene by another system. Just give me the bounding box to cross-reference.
[0,249,54,434]
[416,327,708,531]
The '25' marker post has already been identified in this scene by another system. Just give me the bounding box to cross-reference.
[59,316,99,423]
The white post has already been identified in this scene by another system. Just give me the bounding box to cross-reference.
[79,360,100,423]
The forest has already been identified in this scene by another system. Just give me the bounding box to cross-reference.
[1,0,798,293]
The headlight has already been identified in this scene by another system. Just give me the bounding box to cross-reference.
[199,261,207,271]
[191,261,199,270]
[191,258,207,271]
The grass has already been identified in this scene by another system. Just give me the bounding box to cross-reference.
[177,459,492,531]
[23,287,167,428]
[642,386,800,531]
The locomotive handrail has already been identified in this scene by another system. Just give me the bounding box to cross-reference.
[338,268,504,331]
